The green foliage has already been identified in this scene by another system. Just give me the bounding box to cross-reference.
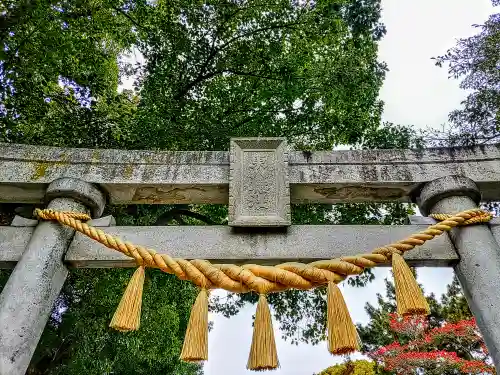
[0,0,424,371]
[357,274,472,353]
[0,0,137,145]
[30,269,201,375]
[427,3,499,146]
[439,276,472,323]
[360,122,424,150]
[132,0,387,151]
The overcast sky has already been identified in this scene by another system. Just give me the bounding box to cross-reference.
[204,1,496,374]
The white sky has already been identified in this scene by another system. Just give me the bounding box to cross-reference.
[204,1,496,375]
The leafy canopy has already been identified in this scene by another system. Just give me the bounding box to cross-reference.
[428,1,499,146]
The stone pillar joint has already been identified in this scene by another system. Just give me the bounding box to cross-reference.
[45,177,106,218]
[416,175,481,216]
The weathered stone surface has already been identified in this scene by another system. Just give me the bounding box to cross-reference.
[0,198,86,375]
[10,215,38,227]
[0,178,106,375]
[0,224,460,268]
[0,227,33,268]
[407,216,436,225]
[418,176,500,368]
[65,224,458,267]
[229,138,290,226]
[88,215,116,227]
[0,217,114,268]
[0,142,229,205]
[417,175,481,216]
[46,178,106,217]
[2,142,500,204]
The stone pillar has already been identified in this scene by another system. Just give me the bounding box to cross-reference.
[0,178,105,375]
[417,175,500,367]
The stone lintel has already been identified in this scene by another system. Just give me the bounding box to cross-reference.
[0,224,463,268]
[2,142,500,205]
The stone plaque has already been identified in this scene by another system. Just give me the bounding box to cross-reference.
[229,138,290,227]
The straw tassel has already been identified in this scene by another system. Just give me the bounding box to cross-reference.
[110,266,145,331]
[327,281,359,355]
[247,294,279,371]
[180,289,209,362]
[392,252,430,316]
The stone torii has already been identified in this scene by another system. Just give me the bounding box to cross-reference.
[1,138,500,374]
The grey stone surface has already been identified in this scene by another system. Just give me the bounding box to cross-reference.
[0,216,114,268]
[1,224,462,268]
[0,142,229,205]
[0,178,106,375]
[88,215,116,227]
[46,178,106,218]
[408,215,436,225]
[10,215,38,227]
[229,138,290,227]
[0,198,86,375]
[0,227,33,268]
[418,176,500,369]
[3,142,500,205]
[417,175,481,216]
[65,224,457,267]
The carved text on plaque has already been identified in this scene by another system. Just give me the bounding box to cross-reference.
[229,138,290,227]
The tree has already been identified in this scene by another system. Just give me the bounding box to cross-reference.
[426,1,499,147]
[132,0,387,151]
[29,269,202,375]
[357,274,494,374]
[0,0,139,146]
[368,315,493,374]
[358,275,468,353]
[0,2,204,372]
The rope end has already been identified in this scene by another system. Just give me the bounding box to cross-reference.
[247,294,279,371]
[110,266,145,331]
[327,281,359,355]
[180,289,209,362]
[392,253,430,316]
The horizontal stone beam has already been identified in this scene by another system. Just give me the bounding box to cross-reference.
[0,224,462,268]
[2,142,500,205]
[0,227,32,269]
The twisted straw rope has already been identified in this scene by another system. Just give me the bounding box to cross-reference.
[35,208,492,294]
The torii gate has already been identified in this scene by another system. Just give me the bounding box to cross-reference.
[1,138,500,374]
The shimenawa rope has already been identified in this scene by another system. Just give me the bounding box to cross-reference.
[35,208,492,371]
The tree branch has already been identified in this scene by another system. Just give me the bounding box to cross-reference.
[175,18,307,101]
[155,208,215,225]
[223,69,282,80]
[113,6,145,32]
[218,20,306,52]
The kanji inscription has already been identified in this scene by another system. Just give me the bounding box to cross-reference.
[229,138,290,227]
